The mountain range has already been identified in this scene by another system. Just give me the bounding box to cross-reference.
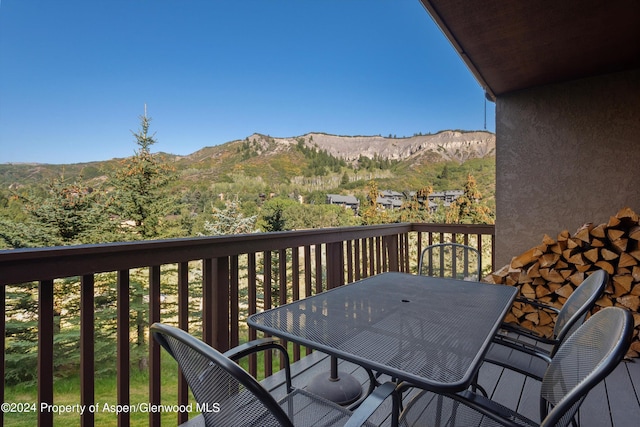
[1,130,496,199]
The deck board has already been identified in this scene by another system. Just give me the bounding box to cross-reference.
[262,353,640,426]
[604,360,640,427]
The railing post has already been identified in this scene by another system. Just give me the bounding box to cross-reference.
[202,258,215,346]
[149,265,162,427]
[213,257,230,352]
[177,262,189,426]
[38,279,54,427]
[80,274,95,427]
[326,242,344,289]
[117,270,131,427]
[384,235,400,272]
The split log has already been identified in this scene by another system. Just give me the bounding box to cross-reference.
[486,207,640,358]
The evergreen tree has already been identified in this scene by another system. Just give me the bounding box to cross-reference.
[340,171,349,186]
[201,200,257,235]
[398,185,433,223]
[24,176,114,245]
[445,173,494,224]
[258,197,298,232]
[361,180,391,225]
[109,112,176,240]
[1,175,114,248]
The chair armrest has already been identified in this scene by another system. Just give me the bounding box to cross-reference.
[344,382,399,427]
[224,337,283,360]
[449,390,535,427]
[513,296,561,314]
[224,337,292,392]
[490,336,553,364]
[494,325,558,348]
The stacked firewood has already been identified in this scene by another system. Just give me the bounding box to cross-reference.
[486,207,640,358]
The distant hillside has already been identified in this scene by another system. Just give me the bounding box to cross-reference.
[269,130,495,164]
[0,130,495,202]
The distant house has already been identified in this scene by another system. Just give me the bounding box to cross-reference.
[428,190,463,207]
[326,194,360,212]
[379,190,404,201]
[376,196,403,210]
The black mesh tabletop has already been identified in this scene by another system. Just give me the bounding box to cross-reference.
[248,272,517,392]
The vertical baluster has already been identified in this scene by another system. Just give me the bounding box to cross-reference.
[314,244,323,294]
[278,249,287,368]
[202,258,214,346]
[80,274,95,427]
[326,242,343,290]
[368,237,375,276]
[303,246,312,298]
[149,265,161,427]
[346,240,354,283]
[417,231,423,274]
[247,253,258,376]
[177,262,189,426]
[404,232,411,272]
[214,257,230,352]
[263,251,273,377]
[38,279,54,427]
[291,247,301,362]
[361,238,368,278]
[117,270,130,427]
[377,236,384,273]
[354,239,361,281]
[491,233,496,273]
[385,235,399,272]
[230,255,239,349]
[304,246,313,356]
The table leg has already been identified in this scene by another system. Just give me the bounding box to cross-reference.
[305,355,363,406]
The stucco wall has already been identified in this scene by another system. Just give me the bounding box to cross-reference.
[495,69,640,268]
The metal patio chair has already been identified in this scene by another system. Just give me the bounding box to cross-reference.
[418,243,481,281]
[398,306,633,427]
[483,269,608,381]
[150,323,399,427]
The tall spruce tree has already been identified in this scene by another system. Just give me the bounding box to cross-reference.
[109,111,176,240]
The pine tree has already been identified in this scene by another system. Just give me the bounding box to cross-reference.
[361,180,391,225]
[445,173,494,224]
[25,176,114,245]
[109,111,176,240]
[202,200,257,235]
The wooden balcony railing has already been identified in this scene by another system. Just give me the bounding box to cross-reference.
[0,222,494,426]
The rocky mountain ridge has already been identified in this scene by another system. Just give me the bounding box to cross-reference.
[238,130,495,164]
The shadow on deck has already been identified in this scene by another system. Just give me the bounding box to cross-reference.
[260,352,640,427]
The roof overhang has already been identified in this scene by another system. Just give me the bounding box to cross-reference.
[419,0,640,100]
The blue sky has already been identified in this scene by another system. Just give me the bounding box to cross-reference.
[0,0,495,164]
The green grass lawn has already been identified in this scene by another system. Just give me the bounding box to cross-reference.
[3,343,293,426]
[3,355,194,427]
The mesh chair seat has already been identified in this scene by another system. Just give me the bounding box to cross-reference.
[484,270,608,380]
[398,307,633,427]
[279,389,365,426]
[151,323,396,427]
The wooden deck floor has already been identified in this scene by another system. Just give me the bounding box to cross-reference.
[261,351,640,426]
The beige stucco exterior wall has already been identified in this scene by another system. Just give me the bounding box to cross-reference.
[495,69,640,268]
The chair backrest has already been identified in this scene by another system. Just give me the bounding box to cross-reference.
[539,307,633,427]
[418,243,481,281]
[150,323,293,427]
[552,270,608,348]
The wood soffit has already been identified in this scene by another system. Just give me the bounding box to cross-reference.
[419,0,640,99]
